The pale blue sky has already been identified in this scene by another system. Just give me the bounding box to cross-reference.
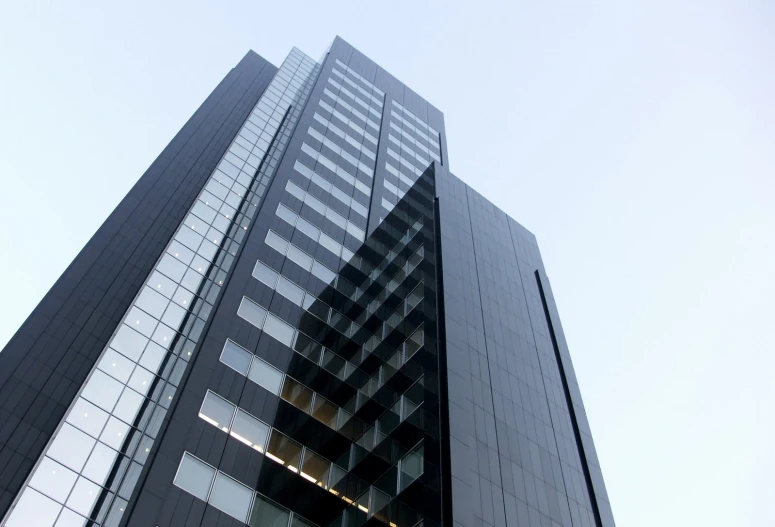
[1,1,773,525]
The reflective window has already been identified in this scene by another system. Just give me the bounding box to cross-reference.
[173,453,215,501]
[199,391,236,432]
[266,431,302,471]
[252,261,278,288]
[81,442,119,487]
[28,457,77,503]
[65,398,109,439]
[81,370,124,413]
[249,496,290,527]
[237,297,267,329]
[48,424,96,473]
[220,339,252,375]
[280,377,313,413]
[247,356,283,395]
[262,313,294,346]
[230,409,270,452]
[209,472,253,522]
[65,476,100,516]
[5,488,62,527]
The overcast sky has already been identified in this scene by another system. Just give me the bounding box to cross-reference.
[1,1,773,525]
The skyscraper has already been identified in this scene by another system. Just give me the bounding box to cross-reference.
[0,37,615,527]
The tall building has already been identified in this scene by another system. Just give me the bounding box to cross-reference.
[0,38,615,527]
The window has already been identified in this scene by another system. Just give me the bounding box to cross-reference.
[266,431,302,471]
[280,377,313,413]
[220,339,252,375]
[237,297,267,329]
[262,313,294,347]
[199,391,236,432]
[230,409,270,452]
[174,453,215,501]
[249,496,290,527]
[209,472,253,522]
[28,457,77,503]
[248,356,283,395]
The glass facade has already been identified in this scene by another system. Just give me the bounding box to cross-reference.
[0,37,614,527]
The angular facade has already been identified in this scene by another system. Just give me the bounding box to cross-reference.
[0,37,615,527]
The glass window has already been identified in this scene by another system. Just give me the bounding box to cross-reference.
[265,230,289,255]
[311,396,338,429]
[266,431,302,471]
[157,253,188,282]
[97,348,135,384]
[300,450,330,489]
[135,286,170,319]
[110,325,148,362]
[262,314,294,346]
[399,444,424,491]
[280,378,313,413]
[55,507,88,527]
[113,387,144,426]
[311,261,335,284]
[247,356,283,395]
[252,261,278,288]
[209,472,253,522]
[295,217,319,241]
[276,203,298,226]
[98,417,130,451]
[81,370,124,413]
[237,297,266,329]
[276,277,304,306]
[139,341,166,373]
[174,453,215,501]
[65,476,100,516]
[249,496,289,527]
[28,456,78,503]
[220,339,252,375]
[66,398,109,439]
[5,488,61,527]
[199,391,236,432]
[286,244,313,272]
[81,442,119,487]
[230,409,270,452]
[127,366,154,396]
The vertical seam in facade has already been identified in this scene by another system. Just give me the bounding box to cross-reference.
[534,270,603,527]
[433,196,454,527]
[463,186,510,527]
[505,220,579,527]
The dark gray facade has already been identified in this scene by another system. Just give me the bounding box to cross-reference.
[0,37,614,527]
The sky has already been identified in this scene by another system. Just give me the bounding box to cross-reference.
[0,1,773,525]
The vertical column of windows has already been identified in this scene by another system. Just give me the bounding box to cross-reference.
[4,49,321,527]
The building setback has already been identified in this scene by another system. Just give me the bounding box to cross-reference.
[0,37,615,527]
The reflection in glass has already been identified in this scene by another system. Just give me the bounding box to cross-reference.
[209,472,253,522]
[173,453,215,501]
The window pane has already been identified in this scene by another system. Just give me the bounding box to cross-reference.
[97,348,135,384]
[209,472,253,522]
[247,357,283,395]
[237,297,266,329]
[110,325,148,362]
[249,496,289,527]
[65,398,109,439]
[221,339,252,375]
[174,453,215,500]
[252,261,278,288]
[266,431,302,472]
[81,442,119,487]
[230,410,270,452]
[300,451,330,489]
[199,391,236,432]
[29,457,78,503]
[81,370,124,413]
[280,378,313,413]
[262,314,294,346]
[48,424,96,473]
[276,277,304,306]
[65,477,101,516]
[5,488,61,527]
[312,396,338,429]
